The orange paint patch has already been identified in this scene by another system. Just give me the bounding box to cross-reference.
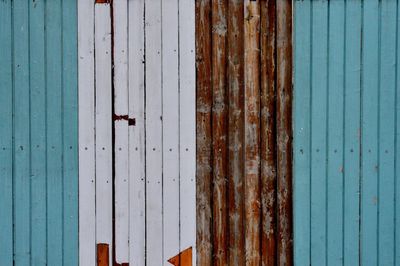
[168,247,192,266]
[97,243,109,266]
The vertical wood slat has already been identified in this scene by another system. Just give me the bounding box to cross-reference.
[62,0,79,263]
[145,0,163,264]
[78,0,97,264]
[94,4,113,266]
[13,0,31,264]
[179,0,197,263]
[326,2,345,265]
[211,0,228,265]
[293,1,311,265]
[162,0,180,262]
[396,2,400,264]
[361,1,379,264]
[378,2,396,264]
[128,0,146,264]
[260,1,276,265]
[310,2,329,265]
[244,1,261,265]
[30,0,47,264]
[343,2,362,264]
[46,0,64,264]
[196,1,213,265]
[113,0,129,263]
[276,1,293,265]
[227,0,245,265]
[0,1,13,265]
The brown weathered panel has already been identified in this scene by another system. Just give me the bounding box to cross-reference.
[260,1,277,265]
[211,0,228,265]
[276,0,293,265]
[227,0,245,265]
[195,1,213,265]
[97,243,109,266]
[244,0,261,265]
[195,1,293,264]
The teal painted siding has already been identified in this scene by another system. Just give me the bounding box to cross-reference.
[0,0,78,265]
[294,0,399,265]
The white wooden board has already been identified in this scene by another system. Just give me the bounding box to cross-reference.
[128,0,146,265]
[94,3,113,265]
[113,0,129,263]
[78,0,96,265]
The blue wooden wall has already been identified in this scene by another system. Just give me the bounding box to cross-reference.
[0,0,78,265]
[294,0,400,265]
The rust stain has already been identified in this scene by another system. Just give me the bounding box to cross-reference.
[113,114,135,126]
[97,243,109,266]
[113,114,128,121]
[168,247,193,266]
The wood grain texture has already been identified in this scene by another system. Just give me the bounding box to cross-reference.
[276,1,293,265]
[211,0,228,265]
[195,1,293,264]
[244,1,261,265]
[196,1,213,265]
[227,0,245,265]
[260,1,276,265]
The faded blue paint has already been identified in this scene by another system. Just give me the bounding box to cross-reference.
[294,0,400,265]
[0,0,78,265]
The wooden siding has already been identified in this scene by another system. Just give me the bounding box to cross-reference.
[79,0,196,265]
[294,0,400,265]
[0,0,78,265]
[195,0,293,265]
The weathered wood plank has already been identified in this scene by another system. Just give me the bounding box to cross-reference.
[195,1,213,265]
[211,0,228,265]
[276,2,293,264]
[260,1,276,265]
[227,0,245,265]
[244,1,261,265]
